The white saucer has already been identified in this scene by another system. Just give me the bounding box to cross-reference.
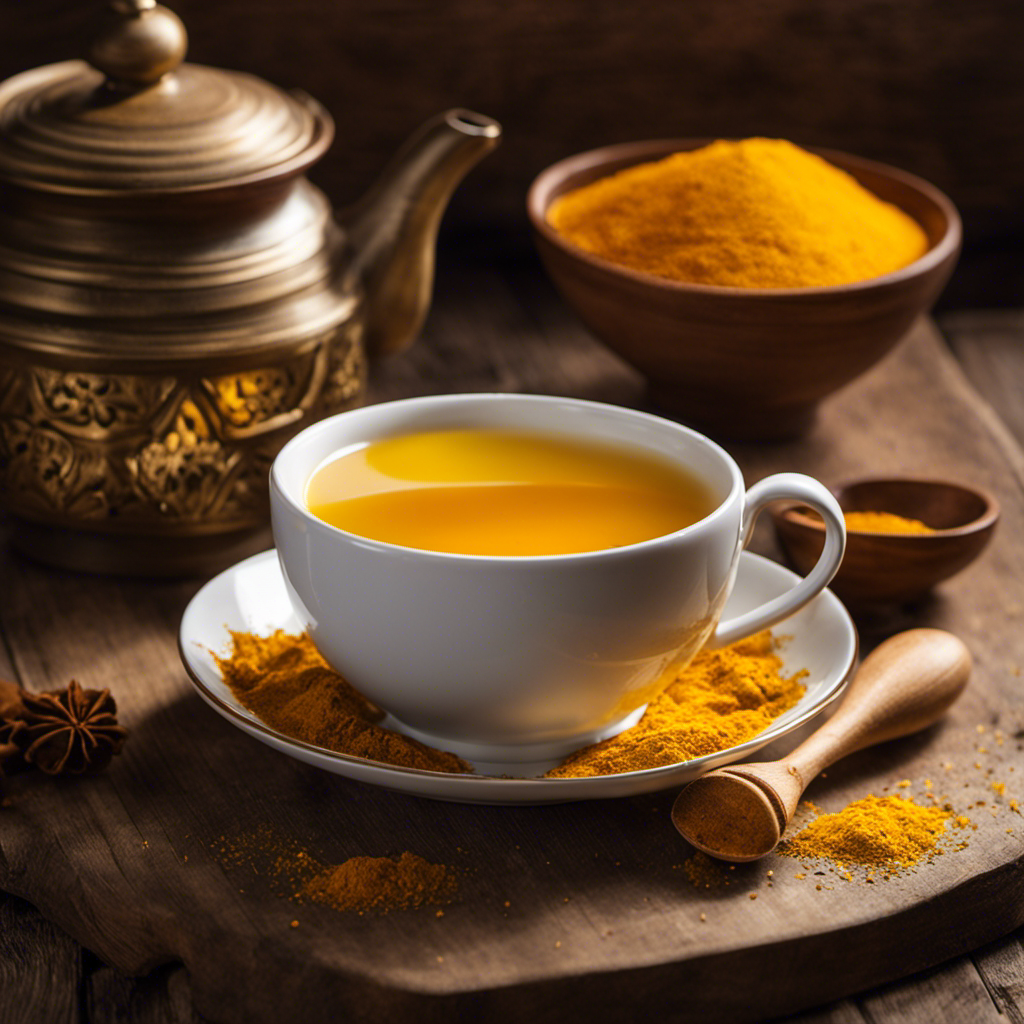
[179,549,856,804]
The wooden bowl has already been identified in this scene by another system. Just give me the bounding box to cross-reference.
[772,478,999,606]
[527,140,961,440]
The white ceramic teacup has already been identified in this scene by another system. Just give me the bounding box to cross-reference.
[270,394,845,765]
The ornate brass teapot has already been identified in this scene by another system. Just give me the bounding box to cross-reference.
[0,0,500,574]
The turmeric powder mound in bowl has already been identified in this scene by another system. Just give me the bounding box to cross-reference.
[546,138,928,290]
[527,138,961,439]
[842,511,935,535]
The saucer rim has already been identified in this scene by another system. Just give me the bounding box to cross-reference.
[179,549,857,796]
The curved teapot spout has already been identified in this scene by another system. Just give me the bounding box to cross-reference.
[342,109,501,358]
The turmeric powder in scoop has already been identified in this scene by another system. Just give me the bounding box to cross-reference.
[548,138,928,289]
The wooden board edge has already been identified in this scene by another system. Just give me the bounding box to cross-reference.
[4,849,1020,1023]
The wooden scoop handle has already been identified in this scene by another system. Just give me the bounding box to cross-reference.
[672,629,971,861]
[774,628,970,810]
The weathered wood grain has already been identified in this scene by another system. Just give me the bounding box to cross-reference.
[858,958,1005,1024]
[1,262,1024,1023]
[941,311,1024,450]
[783,999,867,1024]
[973,935,1024,1024]
[86,964,201,1024]
[0,892,81,1024]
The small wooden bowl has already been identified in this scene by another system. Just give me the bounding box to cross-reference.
[527,140,961,440]
[772,478,999,606]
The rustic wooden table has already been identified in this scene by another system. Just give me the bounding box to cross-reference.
[1,252,1022,1024]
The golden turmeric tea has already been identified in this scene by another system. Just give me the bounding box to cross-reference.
[305,428,715,556]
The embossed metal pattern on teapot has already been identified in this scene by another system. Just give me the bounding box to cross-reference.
[0,0,500,575]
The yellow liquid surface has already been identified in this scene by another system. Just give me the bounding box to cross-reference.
[305,429,716,556]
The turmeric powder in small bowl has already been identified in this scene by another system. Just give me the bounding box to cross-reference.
[772,478,999,606]
[528,138,960,439]
[842,511,934,536]
[546,138,928,290]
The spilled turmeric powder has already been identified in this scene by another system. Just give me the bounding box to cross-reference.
[214,825,457,914]
[216,629,804,777]
[305,852,457,912]
[548,138,928,289]
[214,630,470,773]
[683,850,737,890]
[547,631,805,777]
[779,794,969,872]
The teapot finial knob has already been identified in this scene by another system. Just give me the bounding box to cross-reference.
[90,0,188,88]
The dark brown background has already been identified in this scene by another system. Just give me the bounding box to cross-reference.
[1,0,1022,306]
[2,4,1024,1022]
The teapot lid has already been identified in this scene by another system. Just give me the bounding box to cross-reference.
[0,0,332,195]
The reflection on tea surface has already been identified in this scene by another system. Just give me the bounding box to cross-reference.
[305,429,714,556]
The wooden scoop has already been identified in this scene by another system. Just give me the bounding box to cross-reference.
[671,628,971,862]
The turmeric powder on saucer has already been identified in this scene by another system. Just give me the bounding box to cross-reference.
[548,138,928,289]
[214,630,471,773]
[547,631,805,777]
[215,629,804,777]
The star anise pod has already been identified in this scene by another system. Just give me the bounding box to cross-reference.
[15,680,128,776]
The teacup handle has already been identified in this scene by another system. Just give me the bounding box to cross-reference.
[709,473,846,648]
